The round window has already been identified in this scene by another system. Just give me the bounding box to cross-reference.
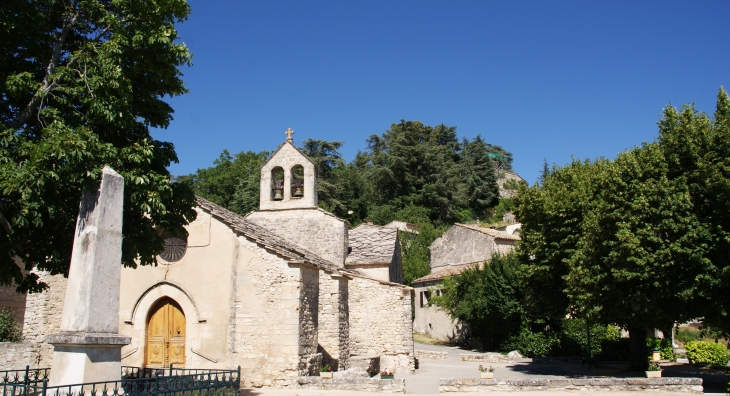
[160,235,187,262]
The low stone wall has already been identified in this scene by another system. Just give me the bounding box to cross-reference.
[438,378,703,393]
[532,356,581,365]
[298,376,406,393]
[0,342,42,370]
[349,355,380,377]
[415,350,448,360]
[459,353,512,363]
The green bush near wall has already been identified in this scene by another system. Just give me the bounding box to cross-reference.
[0,308,22,342]
[685,341,730,366]
[647,337,675,360]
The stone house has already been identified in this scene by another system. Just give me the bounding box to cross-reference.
[0,135,414,388]
[412,223,520,342]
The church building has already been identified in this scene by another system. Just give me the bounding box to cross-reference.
[0,130,414,388]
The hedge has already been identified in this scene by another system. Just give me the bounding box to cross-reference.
[685,341,730,366]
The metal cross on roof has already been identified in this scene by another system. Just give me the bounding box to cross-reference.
[285,128,294,141]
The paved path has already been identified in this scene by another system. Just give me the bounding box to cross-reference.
[240,342,728,395]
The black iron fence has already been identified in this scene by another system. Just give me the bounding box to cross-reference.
[1,365,240,396]
[2,366,51,396]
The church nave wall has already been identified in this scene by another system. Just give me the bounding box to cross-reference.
[229,237,317,388]
[347,275,415,374]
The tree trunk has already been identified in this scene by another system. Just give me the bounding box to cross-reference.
[628,325,648,371]
[659,325,675,347]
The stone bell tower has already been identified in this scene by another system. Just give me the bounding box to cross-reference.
[247,128,347,266]
[258,128,318,210]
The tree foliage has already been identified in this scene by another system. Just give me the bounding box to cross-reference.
[431,252,526,346]
[515,88,730,369]
[182,150,269,215]
[358,121,502,224]
[0,0,197,292]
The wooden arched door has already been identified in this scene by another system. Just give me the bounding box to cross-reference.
[145,297,186,367]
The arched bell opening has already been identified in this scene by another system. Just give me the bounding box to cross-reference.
[291,165,304,198]
[145,297,186,368]
[271,167,284,201]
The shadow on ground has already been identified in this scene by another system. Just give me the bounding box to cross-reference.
[506,362,625,379]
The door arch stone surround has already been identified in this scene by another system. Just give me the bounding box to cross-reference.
[122,281,203,367]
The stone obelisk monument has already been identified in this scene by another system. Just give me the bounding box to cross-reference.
[47,166,131,386]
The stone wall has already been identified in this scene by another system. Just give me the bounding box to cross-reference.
[318,273,349,371]
[227,236,314,388]
[414,350,447,360]
[298,265,320,377]
[0,342,42,369]
[348,275,414,374]
[439,378,703,393]
[18,271,67,368]
[246,208,348,266]
[459,353,513,363]
[430,225,516,270]
[298,376,406,393]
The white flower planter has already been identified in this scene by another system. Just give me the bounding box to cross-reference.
[480,372,494,379]
[645,370,662,378]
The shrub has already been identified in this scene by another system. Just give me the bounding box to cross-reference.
[676,326,702,344]
[555,320,612,356]
[605,325,621,342]
[0,308,22,342]
[501,327,559,357]
[685,341,730,366]
[647,337,674,360]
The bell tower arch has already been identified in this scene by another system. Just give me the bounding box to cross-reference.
[259,129,318,210]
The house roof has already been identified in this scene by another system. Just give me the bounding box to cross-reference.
[411,262,482,284]
[453,223,521,241]
[383,220,419,233]
[195,196,338,272]
[345,223,398,266]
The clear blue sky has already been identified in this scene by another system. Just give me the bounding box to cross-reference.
[156,0,730,184]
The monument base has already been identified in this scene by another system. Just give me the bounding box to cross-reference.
[47,332,131,386]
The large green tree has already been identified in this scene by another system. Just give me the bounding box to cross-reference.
[183,150,269,214]
[657,89,730,335]
[460,136,500,215]
[516,89,730,369]
[359,121,506,224]
[0,0,197,292]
